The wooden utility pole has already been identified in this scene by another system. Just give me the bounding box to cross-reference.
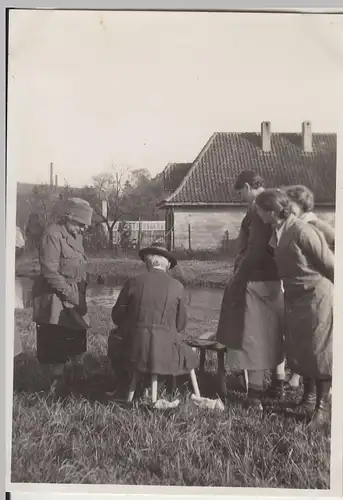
[50,162,54,187]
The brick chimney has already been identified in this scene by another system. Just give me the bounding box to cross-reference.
[302,121,312,152]
[261,121,271,152]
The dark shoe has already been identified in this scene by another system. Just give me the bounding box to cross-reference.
[298,391,317,414]
[264,380,286,402]
[308,401,330,430]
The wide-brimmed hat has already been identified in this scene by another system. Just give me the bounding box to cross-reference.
[65,198,93,226]
[139,242,177,269]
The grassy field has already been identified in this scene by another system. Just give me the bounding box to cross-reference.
[11,302,331,488]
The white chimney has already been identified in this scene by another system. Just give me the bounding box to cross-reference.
[101,200,108,219]
[302,121,312,152]
[261,121,271,152]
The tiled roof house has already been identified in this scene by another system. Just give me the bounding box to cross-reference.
[159,121,336,251]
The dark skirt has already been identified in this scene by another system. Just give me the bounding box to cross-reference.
[36,323,87,365]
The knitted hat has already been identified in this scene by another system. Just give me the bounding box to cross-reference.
[65,198,93,226]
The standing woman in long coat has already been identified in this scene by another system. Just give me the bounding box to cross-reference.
[32,198,93,392]
[283,184,335,393]
[255,189,334,429]
[215,171,285,409]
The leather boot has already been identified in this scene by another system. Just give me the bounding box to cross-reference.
[308,399,330,430]
[308,379,331,430]
[298,377,316,414]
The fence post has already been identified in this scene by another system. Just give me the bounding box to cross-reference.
[225,230,229,252]
[188,223,192,252]
[138,217,142,251]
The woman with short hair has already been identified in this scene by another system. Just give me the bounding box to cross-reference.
[255,188,334,429]
[285,185,335,251]
[282,185,335,392]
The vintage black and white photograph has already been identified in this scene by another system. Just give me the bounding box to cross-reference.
[6,8,343,492]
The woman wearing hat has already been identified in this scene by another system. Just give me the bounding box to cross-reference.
[107,242,198,396]
[32,198,93,392]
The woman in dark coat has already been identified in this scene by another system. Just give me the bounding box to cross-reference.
[32,198,93,391]
[108,243,197,388]
[255,189,334,429]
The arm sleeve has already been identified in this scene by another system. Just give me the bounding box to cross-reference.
[111,280,131,326]
[39,231,76,303]
[298,226,335,283]
[310,219,335,252]
[176,288,188,333]
[233,214,271,284]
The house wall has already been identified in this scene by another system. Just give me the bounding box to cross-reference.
[171,206,335,251]
[173,207,245,251]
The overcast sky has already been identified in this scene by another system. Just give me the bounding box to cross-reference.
[7,10,343,187]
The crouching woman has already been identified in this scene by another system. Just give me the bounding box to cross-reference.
[255,189,334,429]
[32,198,93,392]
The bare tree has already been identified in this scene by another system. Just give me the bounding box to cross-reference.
[80,165,131,250]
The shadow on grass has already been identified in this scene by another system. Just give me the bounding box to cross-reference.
[13,351,228,405]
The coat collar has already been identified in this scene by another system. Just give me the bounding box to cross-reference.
[277,214,298,247]
[300,211,317,223]
[269,214,297,249]
[59,224,85,256]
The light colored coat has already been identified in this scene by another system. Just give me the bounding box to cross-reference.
[32,223,89,330]
[300,212,335,252]
[275,214,334,378]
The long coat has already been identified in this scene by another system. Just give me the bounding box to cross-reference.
[216,203,280,350]
[32,223,90,331]
[110,268,198,375]
[275,215,334,378]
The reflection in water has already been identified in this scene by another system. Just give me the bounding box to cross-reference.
[17,279,223,313]
[87,285,223,312]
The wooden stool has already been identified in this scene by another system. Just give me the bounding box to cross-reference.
[127,369,201,404]
[187,333,227,395]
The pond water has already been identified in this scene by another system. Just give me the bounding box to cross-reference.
[16,279,223,314]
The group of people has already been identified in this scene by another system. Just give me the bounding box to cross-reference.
[15,171,334,430]
[216,171,334,430]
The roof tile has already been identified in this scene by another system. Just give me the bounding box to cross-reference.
[163,132,336,205]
